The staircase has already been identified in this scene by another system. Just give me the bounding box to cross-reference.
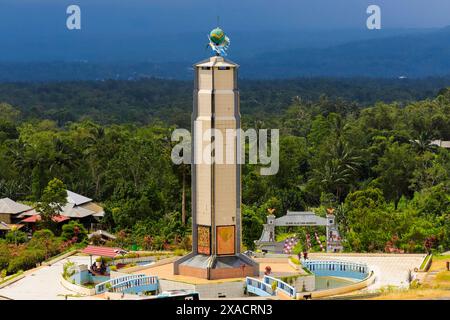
[95,274,146,294]
[246,275,296,299]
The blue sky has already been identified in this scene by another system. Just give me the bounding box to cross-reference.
[0,0,449,35]
[0,0,449,63]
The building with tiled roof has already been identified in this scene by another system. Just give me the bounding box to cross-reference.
[18,190,104,230]
[0,198,32,224]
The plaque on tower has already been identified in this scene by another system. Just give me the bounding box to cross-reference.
[217,226,235,255]
[197,225,211,255]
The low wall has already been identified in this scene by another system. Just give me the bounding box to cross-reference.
[60,275,96,296]
[292,275,315,292]
[42,250,78,266]
[309,253,426,258]
[110,270,130,279]
[302,260,369,280]
[105,292,143,300]
[196,281,245,299]
[255,255,289,261]
[122,256,178,274]
[0,274,25,289]
[159,279,196,292]
[296,271,376,299]
[112,256,156,265]
[71,269,109,286]
[256,257,291,264]
[288,258,301,271]
[177,264,257,280]
[159,279,245,299]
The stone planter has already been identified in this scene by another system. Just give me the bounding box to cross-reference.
[288,257,301,271]
[60,275,96,296]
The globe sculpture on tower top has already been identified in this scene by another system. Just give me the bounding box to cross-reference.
[207,27,230,56]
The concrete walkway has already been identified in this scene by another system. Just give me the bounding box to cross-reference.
[0,255,99,300]
[0,253,427,299]
[309,253,426,290]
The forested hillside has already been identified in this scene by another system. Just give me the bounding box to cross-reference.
[0,80,449,253]
[0,77,450,127]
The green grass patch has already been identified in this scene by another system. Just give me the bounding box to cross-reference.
[0,271,24,286]
[302,267,313,275]
[435,271,450,282]
[430,255,450,261]
[279,274,308,285]
[289,256,301,265]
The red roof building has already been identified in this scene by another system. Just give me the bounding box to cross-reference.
[21,214,70,224]
[81,245,126,258]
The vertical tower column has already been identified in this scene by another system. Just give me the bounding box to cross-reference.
[174,56,258,280]
[194,56,239,257]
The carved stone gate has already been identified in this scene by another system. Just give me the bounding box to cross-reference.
[255,211,343,253]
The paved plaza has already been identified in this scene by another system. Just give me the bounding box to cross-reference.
[0,255,99,300]
[309,253,426,289]
[0,253,426,299]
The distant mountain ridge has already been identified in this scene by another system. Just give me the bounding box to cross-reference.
[243,26,450,78]
[0,27,450,81]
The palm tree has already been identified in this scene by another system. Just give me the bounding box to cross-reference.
[82,124,107,198]
[311,140,361,202]
[411,131,438,154]
[50,137,78,176]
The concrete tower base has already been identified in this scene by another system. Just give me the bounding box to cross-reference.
[174,253,259,280]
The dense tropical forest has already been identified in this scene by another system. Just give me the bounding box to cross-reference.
[1,77,450,126]
[0,79,449,257]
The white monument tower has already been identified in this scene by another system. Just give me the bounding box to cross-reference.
[174,28,259,280]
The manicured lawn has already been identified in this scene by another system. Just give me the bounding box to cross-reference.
[428,255,450,272]
[370,288,450,300]
[435,271,450,283]
[432,255,450,261]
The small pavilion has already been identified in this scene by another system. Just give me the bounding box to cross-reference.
[81,245,127,274]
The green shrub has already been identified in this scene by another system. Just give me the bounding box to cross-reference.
[289,256,301,265]
[280,274,303,285]
[271,281,277,291]
[0,243,10,270]
[7,249,46,274]
[61,221,87,243]
[27,233,63,259]
[32,229,55,239]
[174,249,185,256]
[5,230,27,244]
[62,260,76,279]
[96,257,112,263]
[292,242,303,255]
